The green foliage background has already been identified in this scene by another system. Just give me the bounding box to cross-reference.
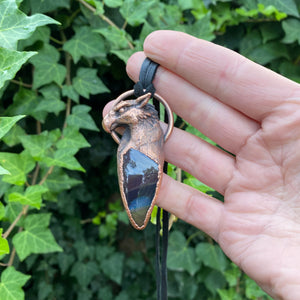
[0,0,299,299]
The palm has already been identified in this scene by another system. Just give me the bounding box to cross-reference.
[220,110,300,296]
[120,30,300,299]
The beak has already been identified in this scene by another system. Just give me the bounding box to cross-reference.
[102,115,111,133]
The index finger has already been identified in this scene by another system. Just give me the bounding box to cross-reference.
[142,30,300,121]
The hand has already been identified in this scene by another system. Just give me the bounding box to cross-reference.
[103,30,300,299]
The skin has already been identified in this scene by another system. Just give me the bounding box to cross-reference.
[103,30,300,299]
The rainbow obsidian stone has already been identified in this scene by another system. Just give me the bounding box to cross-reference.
[122,148,159,227]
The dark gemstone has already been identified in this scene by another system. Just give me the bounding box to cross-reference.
[123,148,159,227]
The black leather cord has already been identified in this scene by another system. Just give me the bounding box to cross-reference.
[134,58,159,97]
[136,58,169,300]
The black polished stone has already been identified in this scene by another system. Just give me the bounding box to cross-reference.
[123,148,159,227]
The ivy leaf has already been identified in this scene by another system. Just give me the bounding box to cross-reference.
[62,85,79,103]
[6,88,47,122]
[0,0,59,50]
[12,213,63,261]
[2,125,26,147]
[247,41,289,65]
[195,243,228,272]
[184,15,215,41]
[73,68,109,99]
[95,27,130,50]
[0,48,36,90]
[258,0,299,17]
[19,132,53,160]
[30,44,66,89]
[100,252,124,284]
[36,85,66,115]
[63,26,106,63]
[42,148,85,172]
[70,261,100,287]
[120,0,156,26]
[9,185,49,209]
[0,115,25,139]
[29,0,70,14]
[18,26,51,50]
[111,49,134,63]
[0,228,10,255]
[167,231,199,276]
[0,267,31,300]
[104,0,123,7]
[43,168,81,194]
[0,165,10,175]
[282,19,300,44]
[0,152,35,185]
[57,126,90,150]
[67,105,99,131]
[0,203,5,220]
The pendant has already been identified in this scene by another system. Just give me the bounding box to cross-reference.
[103,90,173,230]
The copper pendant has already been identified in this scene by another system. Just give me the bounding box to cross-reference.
[103,90,173,230]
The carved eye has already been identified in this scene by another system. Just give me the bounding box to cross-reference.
[118,107,125,113]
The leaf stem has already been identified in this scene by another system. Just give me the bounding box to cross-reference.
[10,79,32,88]
[2,205,29,239]
[31,164,40,186]
[39,166,54,185]
[77,0,134,49]
[186,230,202,246]
[49,36,64,45]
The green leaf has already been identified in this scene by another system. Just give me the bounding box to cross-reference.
[195,243,228,272]
[0,115,25,139]
[167,231,199,275]
[0,152,35,185]
[62,85,79,103]
[120,0,156,26]
[43,168,81,193]
[0,203,5,220]
[258,0,299,17]
[19,132,53,159]
[104,0,123,7]
[18,26,51,50]
[12,213,62,261]
[0,48,36,89]
[63,26,106,63]
[282,18,300,44]
[184,173,214,193]
[0,267,31,300]
[95,27,130,50]
[73,68,109,99]
[36,85,66,115]
[9,185,48,209]
[100,253,124,284]
[2,125,26,147]
[67,105,99,131]
[247,41,289,65]
[4,202,23,225]
[0,0,59,50]
[0,228,10,255]
[30,44,66,89]
[0,165,10,175]
[42,148,85,172]
[29,0,70,13]
[70,261,100,287]
[6,88,47,122]
[204,270,227,296]
[57,126,90,150]
[111,49,135,63]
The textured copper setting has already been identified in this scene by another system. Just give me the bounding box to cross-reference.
[103,90,173,230]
